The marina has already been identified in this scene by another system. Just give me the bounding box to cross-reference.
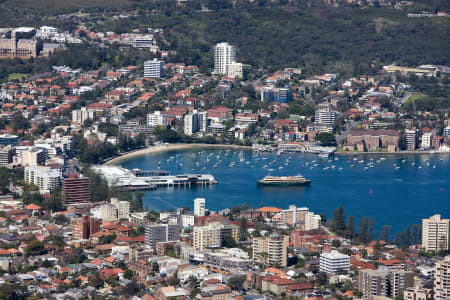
[117,148,450,233]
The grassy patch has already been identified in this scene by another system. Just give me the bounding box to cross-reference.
[8,73,28,81]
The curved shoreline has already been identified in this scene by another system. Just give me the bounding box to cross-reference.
[104,143,252,165]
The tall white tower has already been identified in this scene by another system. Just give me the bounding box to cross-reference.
[214,42,236,75]
[194,198,206,217]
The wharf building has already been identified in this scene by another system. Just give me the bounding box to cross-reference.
[252,234,289,268]
[422,214,450,252]
[358,267,414,300]
[62,174,91,205]
[0,31,37,58]
[319,250,350,274]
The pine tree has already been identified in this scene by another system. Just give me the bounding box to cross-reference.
[345,216,355,240]
[379,225,391,242]
[333,206,346,235]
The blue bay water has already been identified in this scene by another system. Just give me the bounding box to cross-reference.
[117,149,450,234]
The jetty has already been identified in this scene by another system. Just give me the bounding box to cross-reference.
[92,166,217,190]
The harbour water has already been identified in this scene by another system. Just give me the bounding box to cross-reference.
[117,148,450,234]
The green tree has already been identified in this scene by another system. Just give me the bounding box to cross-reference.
[332,206,346,235]
[123,269,134,280]
[315,132,336,145]
[379,225,391,242]
[222,235,237,248]
[24,239,45,256]
[228,275,246,291]
[345,216,355,240]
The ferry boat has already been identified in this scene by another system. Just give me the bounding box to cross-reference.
[257,175,311,186]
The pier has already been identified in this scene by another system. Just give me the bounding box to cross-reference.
[92,166,217,190]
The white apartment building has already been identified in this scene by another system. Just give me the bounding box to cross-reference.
[320,250,350,274]
[226,62,243,79]
[144,58,164,78]
[184,112,199,136]
[421,131,432,149]
[305,211,322,231]
[0,145,14,166]
[314,105,337,126]
[422,214,450,252]
[193,224,222,251]
[181,214,195,227]
[24,166,62,194]
[280,205,309,226]
[405,128,418,151]
[91,197,130,221]
[72,107,96,124]
[146,111,167,127]
[198,111,208,133]
[444,126,450,138]
[434,255,450,300]
[252,234,289,268]
[214,42,237,75]
[194,198,205,217]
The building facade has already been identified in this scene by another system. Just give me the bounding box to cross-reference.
[62,174,90,205]
[144,58,164,78]
[358,268,414,300]
[72,216,101,240]
[422,214,450,252]
[147,111,167,127]
[194,198,206,217]
[434,255,450,300]
[214,42,236,75]
[320,250,350,274]
[145,223,180,249]
[24,166,62,194]
[252,234,289,268]
[0,31,37,58]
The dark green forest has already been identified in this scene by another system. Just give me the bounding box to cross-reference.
[0,0,449,79]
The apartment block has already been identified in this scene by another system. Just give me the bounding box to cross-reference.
[194,198,205,217]
[62,174,90,205]
[146,111,167,127]
[90,197,130,221]
[320,250,350,274]
[193,222,239,251]
[422,214,450,252]
[252,234,289,268]
[0,145,14,166]
[434,255,450,300]
[193,223,222,251]
[24,166,62,194]
[145,223,180,249]
[72,216,101,240]
[280,205,320,229]
[144,58,164,78]
[358,268,414,300]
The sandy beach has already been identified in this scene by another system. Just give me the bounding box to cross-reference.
[104,143,252,165]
